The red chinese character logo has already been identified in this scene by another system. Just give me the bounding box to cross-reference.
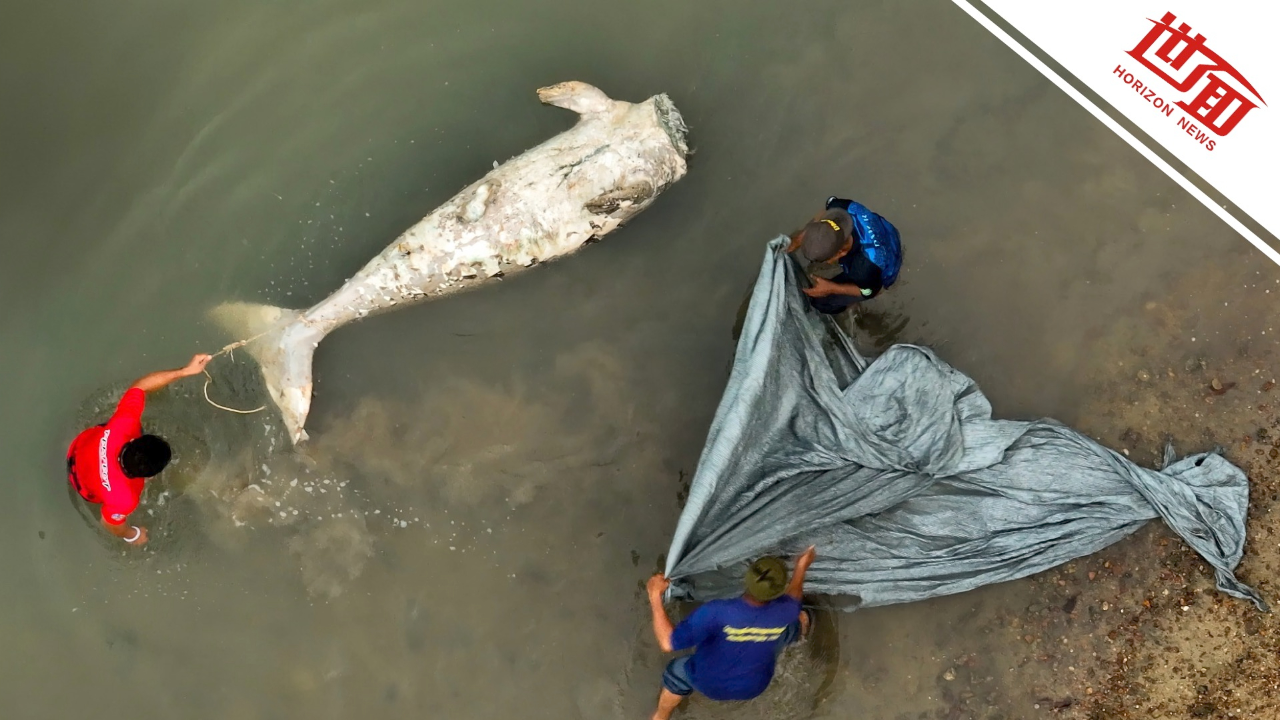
[1127,12,1265,136]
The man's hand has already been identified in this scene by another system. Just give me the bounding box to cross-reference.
[797,545,817,569]
[786,545,817,600]
[647,573,671,599]
[646,573,676,652]
[785,232,804,254]
[183,354,213,376]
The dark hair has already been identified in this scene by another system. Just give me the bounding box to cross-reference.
[797,209,853,262]
[119,435,172,478]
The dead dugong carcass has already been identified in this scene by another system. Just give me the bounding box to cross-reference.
[211,81,689,444]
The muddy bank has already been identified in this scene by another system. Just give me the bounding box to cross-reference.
[807,264,1280,720]
[989,268,1280,720]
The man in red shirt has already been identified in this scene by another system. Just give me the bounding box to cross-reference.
[66,353,212,546]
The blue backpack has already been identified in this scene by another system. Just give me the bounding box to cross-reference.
[826,197,903,288]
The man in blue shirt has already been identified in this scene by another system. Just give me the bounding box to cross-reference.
[645,546,816,720]
[787,197,903,315]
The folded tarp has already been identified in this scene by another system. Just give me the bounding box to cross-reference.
[663,238,1265,611]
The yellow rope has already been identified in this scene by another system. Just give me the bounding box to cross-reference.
[212,328,272,358]
[200,330,273,414]
[203,372,267,414]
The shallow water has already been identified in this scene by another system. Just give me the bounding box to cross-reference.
[2,0,1274,718]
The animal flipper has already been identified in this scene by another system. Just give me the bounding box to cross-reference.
[208,301,321,444]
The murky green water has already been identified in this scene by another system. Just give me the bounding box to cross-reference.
[1,0,1265,718]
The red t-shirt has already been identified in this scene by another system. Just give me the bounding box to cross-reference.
[66,388,146,525]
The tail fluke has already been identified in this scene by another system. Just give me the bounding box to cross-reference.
[208,302,322,444]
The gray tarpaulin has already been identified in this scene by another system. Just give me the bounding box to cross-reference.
[663,237,1266,611]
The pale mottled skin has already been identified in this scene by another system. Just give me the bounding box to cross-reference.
[212,81,689,443]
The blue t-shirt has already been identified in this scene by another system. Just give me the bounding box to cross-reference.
[669,595,802,701]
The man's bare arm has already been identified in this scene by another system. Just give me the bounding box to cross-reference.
[647,574,676,652]
[129,354,212,392]
[824,281,866,296]
[786,546,817,601]
[802,277,865,299]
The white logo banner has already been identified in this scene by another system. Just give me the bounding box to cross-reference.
[954,1,1278,261]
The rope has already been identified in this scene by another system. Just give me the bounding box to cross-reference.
[212,329,272,359]
[202,372,267,414]
[200,329,274,414]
